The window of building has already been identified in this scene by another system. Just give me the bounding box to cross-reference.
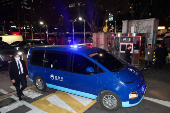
[30,50,45,67]
[134,37,140,49]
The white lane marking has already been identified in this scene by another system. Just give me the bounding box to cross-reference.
[144,97,170,108]
[0,89,8,94]
[0,95,47,113]
[10,85,22,90]
[23,89,42,99]
[47,94,76,113]
[67,93,92,106]
[10,86,16,90]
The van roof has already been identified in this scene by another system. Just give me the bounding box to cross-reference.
[29,45,103,55]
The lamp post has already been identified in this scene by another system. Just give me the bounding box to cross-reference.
[39,21,43,39]
[72,20,75,44]
[78,17,85,43]
[46,25,48,41]
[106,20,108,32]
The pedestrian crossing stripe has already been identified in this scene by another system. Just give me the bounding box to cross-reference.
[23,89,42,99]
[0,95,47,113]
[31,91,96,113]
[0,89,8,95]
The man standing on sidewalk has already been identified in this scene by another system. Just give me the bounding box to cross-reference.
[124,45,132,64]
[144,44,154,69]
[9,53,28,100]
[155,43,164,69]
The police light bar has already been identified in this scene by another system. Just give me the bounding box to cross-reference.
[70,44,87,48]
[70,45,78,48]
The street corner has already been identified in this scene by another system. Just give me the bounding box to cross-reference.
[31,91,97,113]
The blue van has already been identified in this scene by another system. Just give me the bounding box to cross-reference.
[28,45,146,111]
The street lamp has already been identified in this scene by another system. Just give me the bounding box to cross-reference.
[78,17,86,43]
[40,21,44,25]
[71,18,77,44]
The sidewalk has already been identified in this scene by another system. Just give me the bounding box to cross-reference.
[0,67,34,98]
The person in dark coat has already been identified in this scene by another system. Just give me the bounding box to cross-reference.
[124,45,131,64]
[107,43,114,54]
[144,44,154,69]
[163,44,168,66]
[155,44,164,69]
[9,53,28,100]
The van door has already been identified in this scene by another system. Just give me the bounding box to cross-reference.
[69,53,105,96]
[29,50,45,80]
[44,51,75,89]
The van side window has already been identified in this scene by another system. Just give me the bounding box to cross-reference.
[72,54,96,74]
[30,50,44,66]
[45,51,71,72]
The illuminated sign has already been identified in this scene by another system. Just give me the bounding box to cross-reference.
[120,37,133,43]
[158,26,165,30]
[108,13,113,21]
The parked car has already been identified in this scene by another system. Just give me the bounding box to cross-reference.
[0,41,22,66]
[10,40,48,53]
[27,44,146,111]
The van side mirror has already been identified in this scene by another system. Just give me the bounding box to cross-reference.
[86,67,95,75]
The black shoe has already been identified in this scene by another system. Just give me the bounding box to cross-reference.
[19,97,22,101]
[21,92,24,96]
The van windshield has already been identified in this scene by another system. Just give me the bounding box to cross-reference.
[89,50,127,72]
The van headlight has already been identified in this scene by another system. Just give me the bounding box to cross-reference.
[129,92,138,99]
[18,51,23,55]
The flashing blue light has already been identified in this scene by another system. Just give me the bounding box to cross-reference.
[70,45,78,48]
[74,45,78,48]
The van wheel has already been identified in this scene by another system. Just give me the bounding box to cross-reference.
[99,91,121,111]
[34,76,46,91]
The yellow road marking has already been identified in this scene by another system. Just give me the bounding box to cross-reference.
[55,91,96,113]
[32,93,71,113]
[31,91,96,113]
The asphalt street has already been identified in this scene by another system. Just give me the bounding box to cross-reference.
[0,63,170,113]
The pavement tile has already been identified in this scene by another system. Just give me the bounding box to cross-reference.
[6,105,31,113]
[0,98,16,108]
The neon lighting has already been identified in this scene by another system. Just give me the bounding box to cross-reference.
[122,95,144,107]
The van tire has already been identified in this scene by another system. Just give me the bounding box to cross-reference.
[99,90,121,111]
[34,76,46,91]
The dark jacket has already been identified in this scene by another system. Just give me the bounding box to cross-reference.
[107,46,114,54]
[155,47,164,63]
[124,49,131,64]
[163,46,168,58]
[9,59,28,86]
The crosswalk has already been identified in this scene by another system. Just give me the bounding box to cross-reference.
[0,86,96,113]
[32,91,96,113]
